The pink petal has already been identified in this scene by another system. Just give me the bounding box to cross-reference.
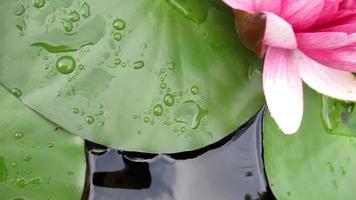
[314,11,356,33]
[263,12,297,49]
[297,32,356,49]
[313,0,343,26]
[316,23,356,34]
[223,0,255,12]
[340,0,356,9]
[301,46,356,72]
[280,0,325,30]
[296,50,356,101]
[223,0,282,14]
[253,0,282,14]
[263,47,304,134]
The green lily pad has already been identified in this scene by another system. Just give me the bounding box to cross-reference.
[321,96,356,137]
[264,87,356,200]
[0,86,85,199]
[0,0,264,153]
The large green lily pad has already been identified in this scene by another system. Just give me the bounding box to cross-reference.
[264,87,356,200]
[0,0,263,153]
[0,86,85,199]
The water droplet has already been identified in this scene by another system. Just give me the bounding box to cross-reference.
[72,108,80,114]
[133,114,138,119]
[164,93,175,107]
[114,58,121,65]
[144,117,150,123]
[15,132,24,140]
[32,0,46,8]
[133,60,145,70]
[23,156,32,162]
[86,116,95,124]
[173,100,208,129]
[56,56,76,74]
[160,83,167,89]
[30,178,42,187]
[14,5,26,16]
[11,161,17,167]
[61,19,73,32]
[153,104,163,116]
[11,88,22,97]
[15,18,26,31]
[80,3,90,18]
[167,62,176,70]
[181,127,186,133]
[16,178,28,188]
[48,143,54,148]
[68,11,80,22]
[137,130,142,135]
[165,0,209,23]
[191,86,199,95]
[78,64,85,70]
[113,18,126,30]
[113,32,122,41]
[160,68,166,74]
[68,171,75,176]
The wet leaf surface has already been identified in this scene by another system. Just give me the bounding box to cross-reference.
[0,0,264,153]
[0,86,86,200]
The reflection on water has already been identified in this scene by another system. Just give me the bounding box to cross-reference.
[83,110,275,200]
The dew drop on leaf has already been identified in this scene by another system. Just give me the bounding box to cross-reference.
[32,0,46,9]
[191,86,199,95]
[86,116,95,125]
[16,178,27,188]
[80,3,90,18]
[23,156,32,162]
[68,11,80,22]
[113,32,122,41]
[14,132,24,140]
[15,19,26,32]
[14,5,25,16]
[56,56,76,74]
[153,104,163,116]
[133,60,144,70]
[113,18,126,31]
[174,100,208,129]
[11,161,17,167]
[72,108,80,114]
[164,93,175,107]
[160,83,167,89]
[11,88,22,98]
[61,19,73,32]
[114,58,121,65]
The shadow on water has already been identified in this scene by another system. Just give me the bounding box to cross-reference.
[82,109,276,200]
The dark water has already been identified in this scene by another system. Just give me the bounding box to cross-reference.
[82,110,276,200]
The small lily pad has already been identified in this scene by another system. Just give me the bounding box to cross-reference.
[264,87,356,200]
[0,86,85,200]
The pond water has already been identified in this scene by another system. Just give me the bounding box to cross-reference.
[82,110,275,200]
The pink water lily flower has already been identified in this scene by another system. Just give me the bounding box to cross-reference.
[224,0,356,134]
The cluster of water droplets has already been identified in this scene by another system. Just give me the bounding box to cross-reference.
[71,104,106,127]
[133,61,208,136]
